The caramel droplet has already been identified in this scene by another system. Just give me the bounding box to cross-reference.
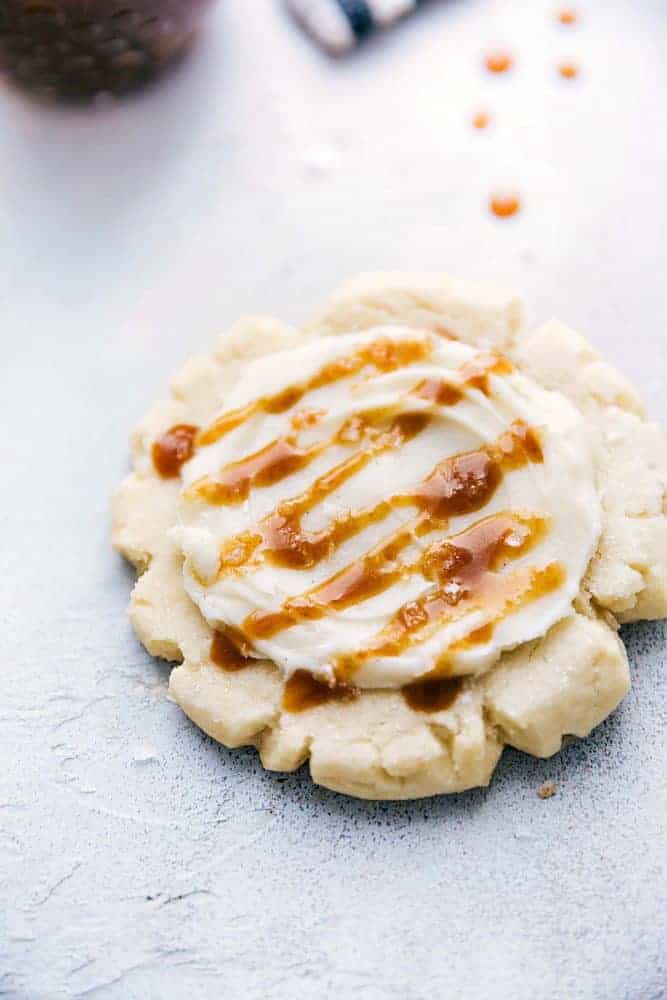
[209,628,254,671]
[557,8,578,25]
[403,677,463,713]
[282,670,357,713]
[558,61,579,80]
[490,192,521,218]
[485,51,513,74]
[472,110,491,130]
[152,424,199,478]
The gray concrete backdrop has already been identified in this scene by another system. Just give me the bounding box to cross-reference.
[1,2,665,997]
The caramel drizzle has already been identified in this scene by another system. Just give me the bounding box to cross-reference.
[281,670,464,715]
[152,424,199,479]
[152,347,513,487]
[260,496,396,573]
[200,419,547,688]
[246,509,547,642]
[245,514,428,640]
[403,676,464,713]
[184,351,515,509]
[411,419,543,520]
[211,418,542,590]
[336,560,565,682]
[209,632,361,713]
[185,408,429,508]
[185,435,327,507]
[415,352,514,405]
[282,670,358,713]
[209,626,256,671]
[196,336,432,449]
[192,353,520,577]
[210,510,559,714]
[180,342,557,700]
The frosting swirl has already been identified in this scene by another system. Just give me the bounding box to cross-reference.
[171,327,600,689]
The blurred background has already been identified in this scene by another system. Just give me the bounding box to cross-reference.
[2,3,666,998]
[3,0,667,403]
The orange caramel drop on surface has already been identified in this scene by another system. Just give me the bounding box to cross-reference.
[472,110,491,130]
[485,51,513,74]
[558,61,579,80]
[557,8,578,25]
[490,192,521,219]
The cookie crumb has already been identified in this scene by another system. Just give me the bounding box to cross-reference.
[537,781,557,799]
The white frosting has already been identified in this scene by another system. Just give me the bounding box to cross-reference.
[174,328,601,689]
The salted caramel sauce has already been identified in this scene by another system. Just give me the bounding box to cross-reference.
[492,420,544,471]
[456,622,495,647]
[213,418,541,587]
[415,379,463,407]
[558,61,579,80]
[282,669,358,713]
[209,626,256,671]
[415,352,514,407]
[187,403,430,508]
[217,531,264,571]
[414,449,500,519]
[196,337,431,449]
[207,352,520,577]
[211,411,429,577]
[291,408,325,431]
[261,498,394,573]
[244,516,425,640]
[195,399,257,450]
[485,51,513,74]
[428,559,565,677]
[152,424,199,478]
[334,512,554,681]
[411,420,541,521]
[246,507,547,647]
[458,352,515,395]
[557,8,578,25]
[490,193,521,219]
[348,560,565,687]
[420,511,547,585]
[402,676,464,713]
[173,310,609,725]
[187,341,552,697]
[186,436,325,506]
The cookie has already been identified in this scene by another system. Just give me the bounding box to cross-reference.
[112,275,667,799]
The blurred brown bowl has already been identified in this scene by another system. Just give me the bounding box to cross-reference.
[0,0,216,100]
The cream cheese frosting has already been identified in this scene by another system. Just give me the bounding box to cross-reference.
[172,327,601,689]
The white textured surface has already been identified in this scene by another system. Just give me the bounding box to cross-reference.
[1,2,666,998]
